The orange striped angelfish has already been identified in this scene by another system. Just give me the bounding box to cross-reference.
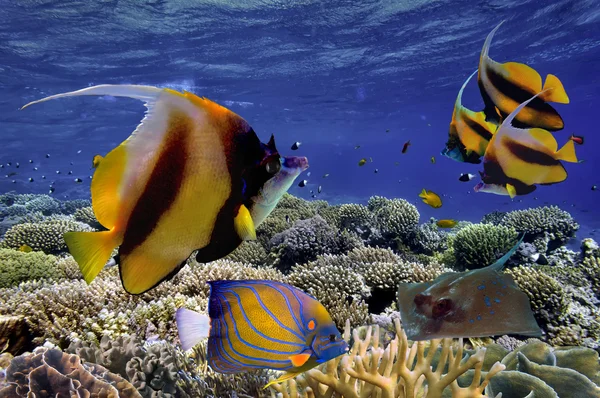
[478,21,569,131]
[21,85,283,294]
[483,90,578,190]
[176,280,348,388]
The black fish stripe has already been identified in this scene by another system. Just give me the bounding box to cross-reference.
[484,65,560,119]
[120,111,190,255]
[505,140,560,167]
[464,117,494,142]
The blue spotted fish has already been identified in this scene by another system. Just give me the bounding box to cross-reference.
[398,236,542,340]
[176,280,348,388]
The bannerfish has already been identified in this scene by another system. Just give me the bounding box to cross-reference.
[402,140,411,154]
[483,90,578,188]
[398,235,542,340]
[358,158,367,166]
[436,219,457,228]
[419,189,442,208]
[291,142,301,150]
[444,71,498,163]
[176,280,348,388]
[458,173,476,182]
[21,84,283,294]
[569,134,584,145]
[92,154,104,169]
[478,21,569,131]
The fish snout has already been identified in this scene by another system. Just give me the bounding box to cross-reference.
[284,156,309,171]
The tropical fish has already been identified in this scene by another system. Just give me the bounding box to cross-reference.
[458,173,476,182]
[21,84,283,294]
[436,219,457,228]
[291,142,301,150]
[592,185,597,191]
[398,236,542,340]
[473,181,536,199]
[443,71,498,164]
[176,280,348,388]
[482,91,578,188]
[569,134,584,145]
[92,154,103,169]
[358,158,367,166]
[430,156,435,164]
[298,180,307,187]
[419,189,442,208]
[478,21,569,131]
[354,145,360,150]
[402,140,411,154]
[18,244,33,253]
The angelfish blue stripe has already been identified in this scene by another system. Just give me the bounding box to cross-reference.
[283,284,311,334]
[268,284,306,336]
[224,288,306,349]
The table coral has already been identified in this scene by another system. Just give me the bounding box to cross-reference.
[269,319,505,398]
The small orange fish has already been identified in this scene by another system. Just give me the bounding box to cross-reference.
[402,140,411,154]
[436,219,457,228]
[358,158,367,166]
[419,189,442,208]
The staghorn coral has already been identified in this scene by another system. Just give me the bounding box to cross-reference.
[452,223,518,270]
[225,240,268,265]
[0,248,62,288]
[1,218,93,254]
[269,319,505,398]
[368,196,420,242]
[0,346,140,397]
[502,206,579,253]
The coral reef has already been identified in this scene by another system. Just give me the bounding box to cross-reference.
[0,248,60,288]
[452,223,518,270]
[1,218,93,254]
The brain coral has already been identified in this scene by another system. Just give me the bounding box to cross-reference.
[1,218,93,254]
[452,223,518,270]
[502,206,579,253]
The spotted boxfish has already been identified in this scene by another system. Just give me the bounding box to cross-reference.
[176,280,348,388]
[398,235,542,340]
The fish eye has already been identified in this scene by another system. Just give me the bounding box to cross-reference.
[265,158,281,174]
[432,298,453,319]
[329,334,336,342]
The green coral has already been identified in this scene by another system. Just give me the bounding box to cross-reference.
[0,248,63,288]
[1,218,92,254]
[224,241,268,265]
[368,196,420,240]
[452,223,518,270]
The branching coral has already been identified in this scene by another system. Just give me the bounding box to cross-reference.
[1,218,92,254]
[338,203,379,242]
[225,240,268,266]
[269,319,505,398]
[0,248,60,288]
[502,206,579,253]
[367,196,420,242]
[408,222,448,255]
[452,224,518,270]
[73,206,103,229]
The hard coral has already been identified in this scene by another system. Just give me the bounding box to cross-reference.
[224,240,268,265]
[0,248,61,288]
[2,218,93,254]
[502,206,579,253]
[368,196,420,242]
[0,346,140,397]
[452,223,518,270]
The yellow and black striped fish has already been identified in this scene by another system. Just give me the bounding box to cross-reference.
[478,21,569,131]
[483,90,578,189]
[176,280,348,388]
[21,85,283,294]
[443,70,499,164]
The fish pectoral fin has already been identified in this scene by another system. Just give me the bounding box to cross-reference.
[541,74,570,104]
[263,371,303,389]
[503,61,543,92]
[289,352,312,367]
[555,139,578,163]
[64,230,122,284]
[506,183,517,199]
[234,204,256,241]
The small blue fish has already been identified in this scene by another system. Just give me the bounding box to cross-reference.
[398,235,541,340]
[176,280,348,388]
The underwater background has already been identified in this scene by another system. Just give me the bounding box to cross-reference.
[0,1,600,397]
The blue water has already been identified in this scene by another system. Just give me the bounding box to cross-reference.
[1,0,599,239]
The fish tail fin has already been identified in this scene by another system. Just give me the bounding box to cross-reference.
[541,74,569,104]
[263,371,303,389]
[176,308,210,351]
[556,139,578,163]
[21,85,163,110]
[419,188,427,198]
[506,183,517,199]
[64,230,121,284]
[490,233,525,271]
[480,20,505,59]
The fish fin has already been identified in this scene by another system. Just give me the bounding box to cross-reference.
[263,371,303,389]
[289,352,311,367]
[489,234,525,271]
[541,74,569,104]
[480,21,505,59]
[528,128,559,152]
[419,188,427,199]
[176,308,210,351]
[234,204,256,241]
[64,230,122,284]
[503,62,543,92]
[506,183,517,199]
[455,70,479,109]
[555,139,578,163]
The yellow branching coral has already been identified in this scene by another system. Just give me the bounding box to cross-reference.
[269,319,504,398]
